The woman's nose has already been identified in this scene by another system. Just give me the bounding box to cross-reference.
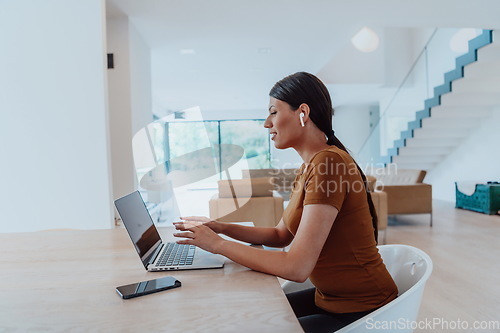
[264,117,271,128]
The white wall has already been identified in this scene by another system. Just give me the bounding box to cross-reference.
[106,17,135,198]
[426,108,500,202]
[383,28,415,87]
[334,104,372,157]
[0,0,113,232]
[107,17,152,201]
[107,17,135,202]
[129,22,153,134]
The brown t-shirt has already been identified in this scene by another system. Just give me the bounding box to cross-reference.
[283,146,398,313]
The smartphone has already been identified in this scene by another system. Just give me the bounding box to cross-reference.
[116,276,181,299]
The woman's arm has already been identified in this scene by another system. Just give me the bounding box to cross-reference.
[218,219,294,248]
[175,204,338,282]
[175,217,294,248]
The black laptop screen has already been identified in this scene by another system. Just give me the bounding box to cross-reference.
[114,191,162,266]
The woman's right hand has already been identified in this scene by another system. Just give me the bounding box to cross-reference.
[173,216,222,233]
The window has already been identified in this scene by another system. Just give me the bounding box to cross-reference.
[149,119,271,189]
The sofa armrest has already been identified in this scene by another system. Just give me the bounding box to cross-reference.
[370,191,388,230]
[381,184,432,215]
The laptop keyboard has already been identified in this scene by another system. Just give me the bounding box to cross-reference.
[156,243,195,267]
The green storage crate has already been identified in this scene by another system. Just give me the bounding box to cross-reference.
[455,182,500,215]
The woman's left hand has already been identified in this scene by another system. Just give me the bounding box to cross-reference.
[174,224,226,254]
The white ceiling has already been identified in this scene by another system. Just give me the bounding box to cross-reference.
[107,0,500,115]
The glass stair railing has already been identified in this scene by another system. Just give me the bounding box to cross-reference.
[356,29,493,171]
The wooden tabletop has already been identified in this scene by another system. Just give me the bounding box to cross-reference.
[0,227,302,332]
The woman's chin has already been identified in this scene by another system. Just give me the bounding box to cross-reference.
[272,141,287,150]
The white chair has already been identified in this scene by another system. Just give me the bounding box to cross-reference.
[282,245,433,333]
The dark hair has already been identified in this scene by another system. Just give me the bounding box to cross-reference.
[269,72,378,243]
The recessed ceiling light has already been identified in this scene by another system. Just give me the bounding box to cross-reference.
[258,48,272,54]
[351,27,380,53]
[180,49,195,55]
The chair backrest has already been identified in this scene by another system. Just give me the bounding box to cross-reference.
[337,244,433,332]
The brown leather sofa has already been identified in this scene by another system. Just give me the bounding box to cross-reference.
[369,169,433,226]
[208,177,284,227]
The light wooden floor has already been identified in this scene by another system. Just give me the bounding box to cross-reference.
[386,200,500,333]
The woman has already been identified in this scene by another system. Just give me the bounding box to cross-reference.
[174,72,398,332]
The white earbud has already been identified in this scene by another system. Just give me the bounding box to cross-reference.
[299,113,305,127]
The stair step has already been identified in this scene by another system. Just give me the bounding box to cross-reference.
[397,146,452,156]
[404,138,459,148]
[476,43,500,62]
[452,77,500,93]
[464,61,500,79]
[440,92,500,106]
[392,155,442,164]
[389,162,436,171]
[430,105,492,118]
[412,127,471,139]
[421,117,481,129]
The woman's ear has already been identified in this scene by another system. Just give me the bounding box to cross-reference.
[298,103,311,122]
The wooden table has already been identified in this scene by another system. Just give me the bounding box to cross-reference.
[0,227,302,332]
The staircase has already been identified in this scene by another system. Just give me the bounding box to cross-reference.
[382,30,498,170]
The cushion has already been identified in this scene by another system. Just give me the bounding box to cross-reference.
[242,168,298,191]
[369,169,426,186]
[218,177,274,198]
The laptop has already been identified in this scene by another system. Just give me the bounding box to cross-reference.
[114,191,224,271]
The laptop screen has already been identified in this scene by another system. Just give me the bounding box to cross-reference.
[114,191,162,268]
